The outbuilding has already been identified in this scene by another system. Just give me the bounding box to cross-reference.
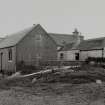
[58,36,105,61]
[78,37,105,61]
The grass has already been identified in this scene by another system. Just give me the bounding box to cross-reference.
[0,64,105,105]
[0,81,105,105]
[1,64,105,88]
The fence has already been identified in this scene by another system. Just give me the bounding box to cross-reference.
[16,60,83,68]
[15,60,84,74]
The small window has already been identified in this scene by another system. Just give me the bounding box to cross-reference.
[36,34,42,40]
[8,48,12,61]
[60,53,64,60]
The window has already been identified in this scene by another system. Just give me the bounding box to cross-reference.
[8,48,12,61]
[60,53,64,60]
[36,34,42,40]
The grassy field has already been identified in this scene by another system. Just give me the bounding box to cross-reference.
[0,64,105,105]
[0,82,105,105]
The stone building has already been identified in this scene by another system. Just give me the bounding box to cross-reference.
[0,24,57,73]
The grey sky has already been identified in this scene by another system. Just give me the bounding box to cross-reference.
[0,0,105,39]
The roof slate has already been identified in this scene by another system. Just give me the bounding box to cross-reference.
[77,37,105,50]
[60,43,75,51]
[59,37,105,51]
[0,25,37,48]
[49,33,77,46]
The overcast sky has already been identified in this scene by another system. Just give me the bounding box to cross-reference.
[0,0,105,39]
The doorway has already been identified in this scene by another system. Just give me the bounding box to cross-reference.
[75,53,79,60]
[0,52,3,72]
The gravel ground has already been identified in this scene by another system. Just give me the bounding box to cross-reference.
[0,82,105,105]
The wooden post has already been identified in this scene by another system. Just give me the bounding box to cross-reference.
[102,48,104,58]
[0,52,3,73]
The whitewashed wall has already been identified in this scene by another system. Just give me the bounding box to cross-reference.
[79,51,88,61]
[66,50,79,61]
[80,50,103,61]
[58,50,79,61]
[58,51,66,60]
[58,49,104,61]
[103,48,105,57]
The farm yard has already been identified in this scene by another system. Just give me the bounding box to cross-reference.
[0,64,105,105]
[0,21,105,105]
[0,0,105,104]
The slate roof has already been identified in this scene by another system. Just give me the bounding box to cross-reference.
[0,25,83,49]
[77,37,105,50]
[0,25,37,49]
[60,43,75,51]
[49,33,78,46]
[59,37,105,51]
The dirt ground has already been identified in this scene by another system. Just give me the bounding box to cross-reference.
[0,82,105,105]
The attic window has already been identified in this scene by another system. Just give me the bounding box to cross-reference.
[36,34,42,40]
[8,48,12,61]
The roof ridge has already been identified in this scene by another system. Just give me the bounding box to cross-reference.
[5,24,37,37]
[85,36,105,41]
[0,24,38,49]
[49,33,73,36]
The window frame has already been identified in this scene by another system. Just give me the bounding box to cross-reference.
[60,53,64,60]
[8,48,12,61]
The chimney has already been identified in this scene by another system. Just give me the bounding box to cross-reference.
[72,28,79,36]
[72,28,83,49]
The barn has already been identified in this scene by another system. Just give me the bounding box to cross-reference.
[0,24,57,73]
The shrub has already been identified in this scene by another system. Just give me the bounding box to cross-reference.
[85,57,105,64]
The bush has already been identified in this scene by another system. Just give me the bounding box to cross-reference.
[85,57,105,64]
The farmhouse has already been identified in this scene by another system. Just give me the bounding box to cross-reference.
[57,29,83,60]
[0,24,57,73]
[58,36,105,61]
[49,28,84,51]
[58,43,79,61]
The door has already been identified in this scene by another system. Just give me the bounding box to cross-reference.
[0,52,3,72]
[75,53,79,60]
